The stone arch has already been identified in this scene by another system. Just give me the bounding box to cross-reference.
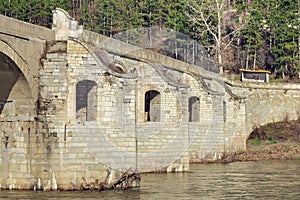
[0,40,35,120]
[0,40,35,96]
[145,90,161,122]
[188,96,200,122]
[76,80,97,122]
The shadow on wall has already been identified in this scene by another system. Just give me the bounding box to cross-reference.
[0,52,21,115]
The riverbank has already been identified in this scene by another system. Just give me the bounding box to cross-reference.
[220,141,300,163]
[213,118,300,163]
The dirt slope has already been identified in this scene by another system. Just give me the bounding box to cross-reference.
[221,117,300,163]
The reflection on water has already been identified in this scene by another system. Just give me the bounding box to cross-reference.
[0,160,299,200]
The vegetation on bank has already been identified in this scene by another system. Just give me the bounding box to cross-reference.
[220,117,300,163]
[0,0,299,79]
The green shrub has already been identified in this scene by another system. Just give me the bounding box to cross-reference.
[252,136,260,146]
[267,136,277,144]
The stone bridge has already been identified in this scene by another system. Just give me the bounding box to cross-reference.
[1,9,300,190]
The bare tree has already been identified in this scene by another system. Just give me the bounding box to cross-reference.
[187,0,248,74]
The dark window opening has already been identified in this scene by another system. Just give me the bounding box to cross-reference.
[145,90,161,122]
[188,96,200,122]
[76,80,97,122]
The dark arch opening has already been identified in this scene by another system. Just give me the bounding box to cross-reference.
[76,80,97,122]
[145,90,161,122]
[0,52,33,119]
[188,96,200,122]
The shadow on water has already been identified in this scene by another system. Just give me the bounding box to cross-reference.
[0,160,299,200]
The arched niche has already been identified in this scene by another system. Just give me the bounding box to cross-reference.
[188,96,200,122]
[76,80,97,122]
[145,90,161,122]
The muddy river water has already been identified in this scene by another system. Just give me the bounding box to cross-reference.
[0,160,299,200]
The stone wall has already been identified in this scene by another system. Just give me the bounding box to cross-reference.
[0,9,232,190]
[31,33,229,189]
[0,13,56,190]
[226,80,300,136]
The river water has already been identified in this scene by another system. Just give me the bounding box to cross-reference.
[0,160,299,200]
